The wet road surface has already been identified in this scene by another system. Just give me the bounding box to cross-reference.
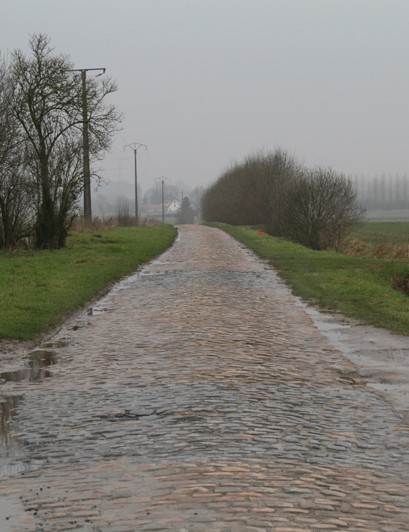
[1,224,409,531]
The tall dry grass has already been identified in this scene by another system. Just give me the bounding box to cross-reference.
[341,239,409,259]
[71,216,158,233]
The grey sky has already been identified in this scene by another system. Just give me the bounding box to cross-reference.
[1,0,409,193]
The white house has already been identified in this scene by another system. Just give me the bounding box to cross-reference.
[166,199,181,213]
[140,198,181,217]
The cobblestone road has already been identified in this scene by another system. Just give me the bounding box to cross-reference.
[1,225,409,531]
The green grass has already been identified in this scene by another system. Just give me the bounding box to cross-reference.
[211,223,409,335]
[349,221,409,245]
[0,224,177,340]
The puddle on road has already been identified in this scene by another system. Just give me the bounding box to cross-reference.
[0,395,23,447]
[88,306,109,316]
[0,395,26,475]
[0,349,58,475]
[0,350,56,384]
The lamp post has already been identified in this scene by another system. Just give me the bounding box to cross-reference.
[69,67,105,222]
[123,143,147,224]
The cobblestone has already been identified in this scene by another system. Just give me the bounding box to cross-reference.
[1,224,409,530]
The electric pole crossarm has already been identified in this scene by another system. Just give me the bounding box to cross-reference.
[68,68,106,75]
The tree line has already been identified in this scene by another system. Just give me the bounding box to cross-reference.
[0,34,121,250]
[353,174,409,211]
[202,150,363,251]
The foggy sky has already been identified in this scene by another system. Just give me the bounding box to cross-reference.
[1,0,409,194]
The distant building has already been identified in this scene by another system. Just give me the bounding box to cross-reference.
[166,199,181,213]
[140,199,181,217]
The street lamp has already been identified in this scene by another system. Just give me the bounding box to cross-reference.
[69,67,105,222]
[123,143,147,224]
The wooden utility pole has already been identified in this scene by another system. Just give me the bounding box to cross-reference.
[156,177,168,223]
[124,143,147,224]
[81,70,91,221]
[69,67,106,222]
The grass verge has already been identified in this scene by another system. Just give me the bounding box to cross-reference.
[0,224,177,340]
[211,223,409,335]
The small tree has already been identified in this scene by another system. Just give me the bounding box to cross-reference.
[177,197,195,224]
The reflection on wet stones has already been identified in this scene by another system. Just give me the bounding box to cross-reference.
[0,226,409,530]
[0,395,27,477]
[0,350,58,475]
[0,350,56,384]
[0,395,23,448]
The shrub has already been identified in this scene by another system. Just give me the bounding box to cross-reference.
[277,168,364,250]
[202,149,364,251]
[201,149,301,227]
[392,272,409,296]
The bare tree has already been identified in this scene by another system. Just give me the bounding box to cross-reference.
[0,57,34,248]
[281,168,364,250]
[10,34,121,249]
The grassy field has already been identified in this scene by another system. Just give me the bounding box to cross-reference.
[0,224,177,340]
[212,223,409,335]
[349,220,409,245]
[365,209,409,221]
